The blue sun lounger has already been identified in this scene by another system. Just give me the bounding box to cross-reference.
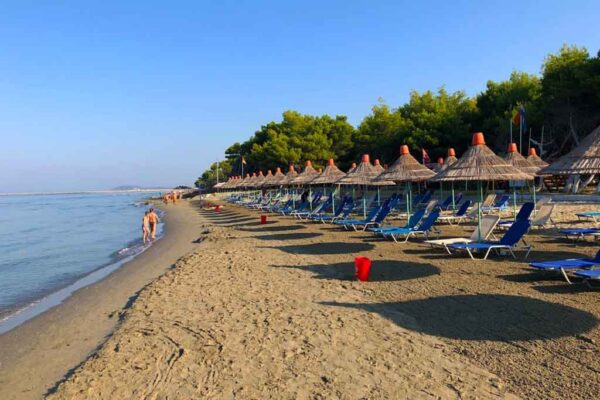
[559,228,600,241]
[497,202,535,229]
[369,208,426,234]
[334,206,382,230]
[379,210,441,243]
[529,250,600,283]
[576,211,600,223]
[481,194,510,212]
[448,219,531,260]
[574,269,600,288]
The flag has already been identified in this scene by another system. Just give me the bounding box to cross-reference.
[241,156,247,165]
[422,148,431,164]
[519,104,527,133]
[512,104,527,131]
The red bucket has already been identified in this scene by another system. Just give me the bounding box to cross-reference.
[215,205,222,212]
[260,215,267,224]
[354,257,372,282]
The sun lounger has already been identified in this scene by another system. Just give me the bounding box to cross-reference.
[560,228,600,241]
[448,219,531,260]
[497,202,535,229]
[438,193,463,211]
[437,200,471,225]
[381,210,441,243]
[481,194,510,213]
[576,211,600,223]
[369,208,426,234]
[573,269,600,288]
[334,206,382,230]
[480,193,496,208]
[530,204,557,229]
[425,215,500,253]
[529,250,600,283]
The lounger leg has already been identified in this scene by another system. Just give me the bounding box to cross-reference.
[560,268,573,284]
[467,248,476,260]
[483,248,492,260]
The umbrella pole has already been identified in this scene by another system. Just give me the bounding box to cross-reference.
[363,185,367,218]
[405,183,411,221]
[451,182,456,210]
[531,180,537,216]
[377,187,381,206]
[477,181,483,241]
[512,184,517,221]
[440,182,444,202]
[309,185,312,211]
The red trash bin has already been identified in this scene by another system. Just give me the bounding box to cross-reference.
[215,205,222,212]
[261,215,267,224]
[354,257,372,282]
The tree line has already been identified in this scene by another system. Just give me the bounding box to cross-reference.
[196,44,600,188]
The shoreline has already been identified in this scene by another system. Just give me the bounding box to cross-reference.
[0,200,203,400]
[0,219,165,333]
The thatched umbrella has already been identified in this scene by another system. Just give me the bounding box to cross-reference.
[337,154,393,216]
[433,132,534,238]
[291,161,320,209]
[527,147,549,169]
[540,125,600,175]
[310,159,346,212]
[445,148,458,167]
[266,167,286,187]
[245,172,258,189]
[347,162,357,174]
[373,159,385,174]
[238,173,251,189]
[280,165,299,206]
[259,169,274,187]
[505,143,539,175]
[375,145,435,217]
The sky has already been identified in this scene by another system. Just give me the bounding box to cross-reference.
[0,1,599,192]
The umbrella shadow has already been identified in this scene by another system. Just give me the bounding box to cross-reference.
[238,224,306,233]
[253,232,323,241]
[268,241,375,255]
[321,294,598,341]
[273,260,440,282]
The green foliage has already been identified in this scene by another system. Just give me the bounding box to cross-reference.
[194,159,232,188]
[198,44,600,186]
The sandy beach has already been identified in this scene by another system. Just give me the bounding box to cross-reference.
[2,197,591,399]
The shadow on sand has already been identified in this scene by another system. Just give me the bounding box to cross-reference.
[270,241,375,255]
[322,294,598,341]
[273,260,440,282]
[253,232,323,241]
[238,224,305,233]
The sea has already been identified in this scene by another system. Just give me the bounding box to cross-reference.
[0,191,165,334]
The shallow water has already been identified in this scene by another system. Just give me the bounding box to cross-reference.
[0,192,163,323]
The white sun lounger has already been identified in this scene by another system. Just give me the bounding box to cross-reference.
[424,215,500,254]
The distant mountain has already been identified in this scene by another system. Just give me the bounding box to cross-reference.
[111,185,144,191]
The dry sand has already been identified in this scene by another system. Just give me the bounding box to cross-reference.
[4,199,600,399]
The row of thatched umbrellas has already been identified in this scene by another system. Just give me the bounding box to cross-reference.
[215,126,600,239]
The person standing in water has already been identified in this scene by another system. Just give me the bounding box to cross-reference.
[142,210,150,244]
[147,208,160,241]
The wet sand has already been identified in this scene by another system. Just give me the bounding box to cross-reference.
[4,199,600,399]
[0,201,204,400]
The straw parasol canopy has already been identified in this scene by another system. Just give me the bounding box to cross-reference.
[504,143,540,175]
[445,148,458,168]
[337,154,393,185]
[238,173,251,188]
[291,160,320,184]
[259,169,274,187]
[310,159,346,184]
[435,157,445,172]
[527,148,549,169]
[264,167,285,187]
[375,145,436,183]
[540,125,600,175]
[347,162,357,174]
[245,172,258,188]
[432,133,534,182]
[213,180,226,189]
[280,165,299,186]
[373,159,385,173]
[253,170,266,187]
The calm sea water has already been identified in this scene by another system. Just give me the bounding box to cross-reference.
[0,192,163,326]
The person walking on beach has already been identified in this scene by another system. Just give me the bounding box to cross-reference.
[147,208,159,240]
[142,211,150,244]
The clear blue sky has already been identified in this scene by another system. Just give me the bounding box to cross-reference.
[1,1,598,192]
